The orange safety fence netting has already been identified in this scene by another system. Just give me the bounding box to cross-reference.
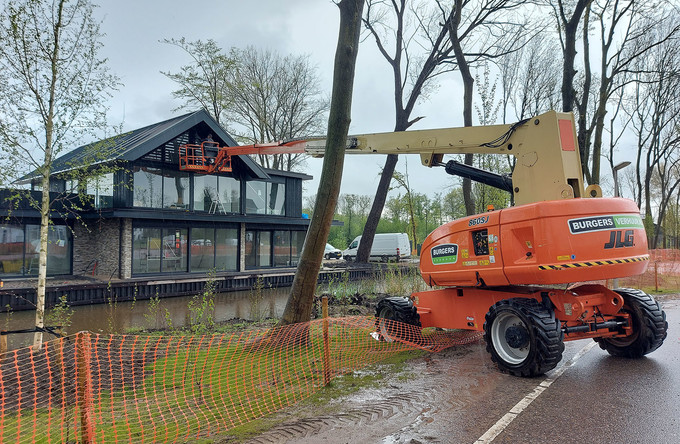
[617,249,680,291]
[0,316,482,444]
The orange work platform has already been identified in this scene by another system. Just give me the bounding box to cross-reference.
[179,140,308,174]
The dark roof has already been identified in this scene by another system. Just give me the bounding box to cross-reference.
[20,109,268,181]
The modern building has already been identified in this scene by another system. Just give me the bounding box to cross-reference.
[0,110,312,280]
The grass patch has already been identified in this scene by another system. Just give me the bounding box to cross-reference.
[26,321,422,442]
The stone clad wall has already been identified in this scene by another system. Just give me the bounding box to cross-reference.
[120,219,132,279]
[72,218,122,278]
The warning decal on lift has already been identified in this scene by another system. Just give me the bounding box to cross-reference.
[431,244,459,265]
[538,254,649,270]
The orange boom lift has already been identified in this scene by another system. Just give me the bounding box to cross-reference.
[180,110,667,377]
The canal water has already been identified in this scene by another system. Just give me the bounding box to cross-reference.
[1,287,291,351]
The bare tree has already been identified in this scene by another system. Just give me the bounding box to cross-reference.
[550,0,592,114]
[0,0,119,348]
[624,15,680,246]
[161,38,235,126]
[392,165,418,250]
[651,141,680,248]
[577,1,680,184]
[500,37,562,122]
[356,0,456,262]
[163,43,329,172]
[438,0,531,215]
[227,47,330,171]
[279,0,365,327]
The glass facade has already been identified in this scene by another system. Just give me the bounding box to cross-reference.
[190,227,215,272]
[132,227,162,273]
[132,227,187,274]
[133,226,239,275]
[268,182,285,216]
[246,181,286,216]
[163,171,190,209]
[218,176,240,213]
[11,159,299,277]
[87,173,114,209]
[273,231,291,267]
[245,229,304,270]
[0,224,72,276]
[246,181,267,214]
[130,168,289,216]
[133,167,163,208]
[291,231,306,266]
[215,228,238,271]
[193,174,218,212]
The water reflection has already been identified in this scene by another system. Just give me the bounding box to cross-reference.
[1,287,291,350]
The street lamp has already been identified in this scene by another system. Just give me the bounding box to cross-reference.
[613,161,631,198]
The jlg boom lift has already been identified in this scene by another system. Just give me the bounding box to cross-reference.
[180,110,667,377]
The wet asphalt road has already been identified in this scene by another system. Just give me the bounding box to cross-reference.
[484,297,680,443]
[259,296,680,444]
[385,297,680,444]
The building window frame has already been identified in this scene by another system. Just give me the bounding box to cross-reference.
[0,223,73,277]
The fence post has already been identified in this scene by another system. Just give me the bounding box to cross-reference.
[655,262,659,292]
[322,296,331,386]
[0,331,6,355]
[76,332,94,443]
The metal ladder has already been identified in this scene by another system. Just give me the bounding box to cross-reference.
[209,197,226,214]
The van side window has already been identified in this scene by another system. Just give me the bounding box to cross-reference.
[349,240,358,249]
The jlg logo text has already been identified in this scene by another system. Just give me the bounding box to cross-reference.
[604,230,634,249]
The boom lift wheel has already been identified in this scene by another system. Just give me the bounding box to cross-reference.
[375,297,421,343]
[594,288,668,358]
[484,298,564,377]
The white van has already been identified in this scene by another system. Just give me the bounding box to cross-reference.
[343,233,411,262]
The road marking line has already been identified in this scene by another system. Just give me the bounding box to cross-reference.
[473,341,597,444]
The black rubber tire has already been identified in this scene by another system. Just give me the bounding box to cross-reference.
[484,298,564,377]
[594,288,668,358]
[345,256,354,262]
[375,297,421,342]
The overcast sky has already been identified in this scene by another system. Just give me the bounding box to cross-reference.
[95,0,472,204]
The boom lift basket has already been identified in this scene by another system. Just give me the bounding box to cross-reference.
[179,142,233,173]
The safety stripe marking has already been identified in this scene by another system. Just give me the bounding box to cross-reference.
[473,341,597,444]
[538,255,649,271]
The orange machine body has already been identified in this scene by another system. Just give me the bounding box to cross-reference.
[419,197,648,288]
[414,197,648,340]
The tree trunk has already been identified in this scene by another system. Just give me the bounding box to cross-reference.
[357,154,398,262]
[357,1,454,262]
[33,174,50,350]
[448,0,476,216]
[34,0,64,350]
[559,0,591,176]
[576,4,592,184]
[279,0,364,326]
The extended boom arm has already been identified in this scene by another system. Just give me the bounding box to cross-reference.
[180,110,594,206]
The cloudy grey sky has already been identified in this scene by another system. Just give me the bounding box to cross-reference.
[96,0,473,202]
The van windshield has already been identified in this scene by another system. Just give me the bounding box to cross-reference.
[349,241,358,249]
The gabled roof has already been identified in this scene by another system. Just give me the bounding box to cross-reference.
[21,109,268,181]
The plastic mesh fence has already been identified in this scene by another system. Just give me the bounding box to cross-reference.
[0,316,481,443]
[618,249,680,290]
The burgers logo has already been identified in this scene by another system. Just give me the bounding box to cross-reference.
[431,244,458,265]
[568,214,643,234]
